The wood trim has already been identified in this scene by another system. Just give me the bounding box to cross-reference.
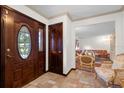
[42,68,76,76]
[63,68,76,76]
[45,70,49,73]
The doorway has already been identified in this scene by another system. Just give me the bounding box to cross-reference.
[75,21,115,70]
[48,23,63,74]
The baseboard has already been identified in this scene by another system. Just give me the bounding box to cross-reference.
[63,68,76,76]
[46,68,76,76]
[45,70,49,73]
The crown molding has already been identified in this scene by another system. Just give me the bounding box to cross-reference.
[47,12,72,21]
[27,5,124,22]
[73,5,124,21]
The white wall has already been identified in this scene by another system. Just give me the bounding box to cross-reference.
[45,25,48,71]
[115,11,124,54]
[65,16,74,74]
[78,35,111,52]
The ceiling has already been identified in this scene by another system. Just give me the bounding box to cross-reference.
[27,5,123,21]
[75,21,115,39]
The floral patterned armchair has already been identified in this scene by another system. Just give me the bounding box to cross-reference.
[95,61,114,87]
[95,54,124,87]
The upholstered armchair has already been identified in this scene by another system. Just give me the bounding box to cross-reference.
[95,54,124,87]
[80,55,95,72]
[95,62,114,87]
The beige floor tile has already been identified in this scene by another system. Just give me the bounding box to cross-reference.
[23,69,106,88]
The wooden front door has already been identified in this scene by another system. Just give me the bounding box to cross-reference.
[48,23,63,74]
[1,7,46,88]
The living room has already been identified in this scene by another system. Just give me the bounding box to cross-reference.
[75,21,115,68]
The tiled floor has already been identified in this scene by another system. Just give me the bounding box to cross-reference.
[23,69,106,88]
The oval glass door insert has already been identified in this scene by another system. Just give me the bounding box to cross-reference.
[18,26,31,59]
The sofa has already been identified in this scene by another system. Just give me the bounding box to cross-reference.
[84,50,110,58]
[94,50,110,58]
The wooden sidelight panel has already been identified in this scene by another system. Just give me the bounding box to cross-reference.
[0,6,46,88]
[34,23,46,78]
[37,25,46,75]
[48,23,63,74]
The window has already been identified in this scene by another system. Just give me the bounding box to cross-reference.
[51,32,54,51]
[38,28,43,51]
[18,26,31,59]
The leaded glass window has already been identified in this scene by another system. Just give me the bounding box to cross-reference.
[18,26,31,59]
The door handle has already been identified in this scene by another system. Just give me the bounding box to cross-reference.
[58,51,62,53]
[6,54,13,58]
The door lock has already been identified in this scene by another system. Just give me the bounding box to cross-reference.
[6,48,10,52]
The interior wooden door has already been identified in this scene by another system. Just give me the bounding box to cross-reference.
[48,23,63,74]
[1,7,46,88]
